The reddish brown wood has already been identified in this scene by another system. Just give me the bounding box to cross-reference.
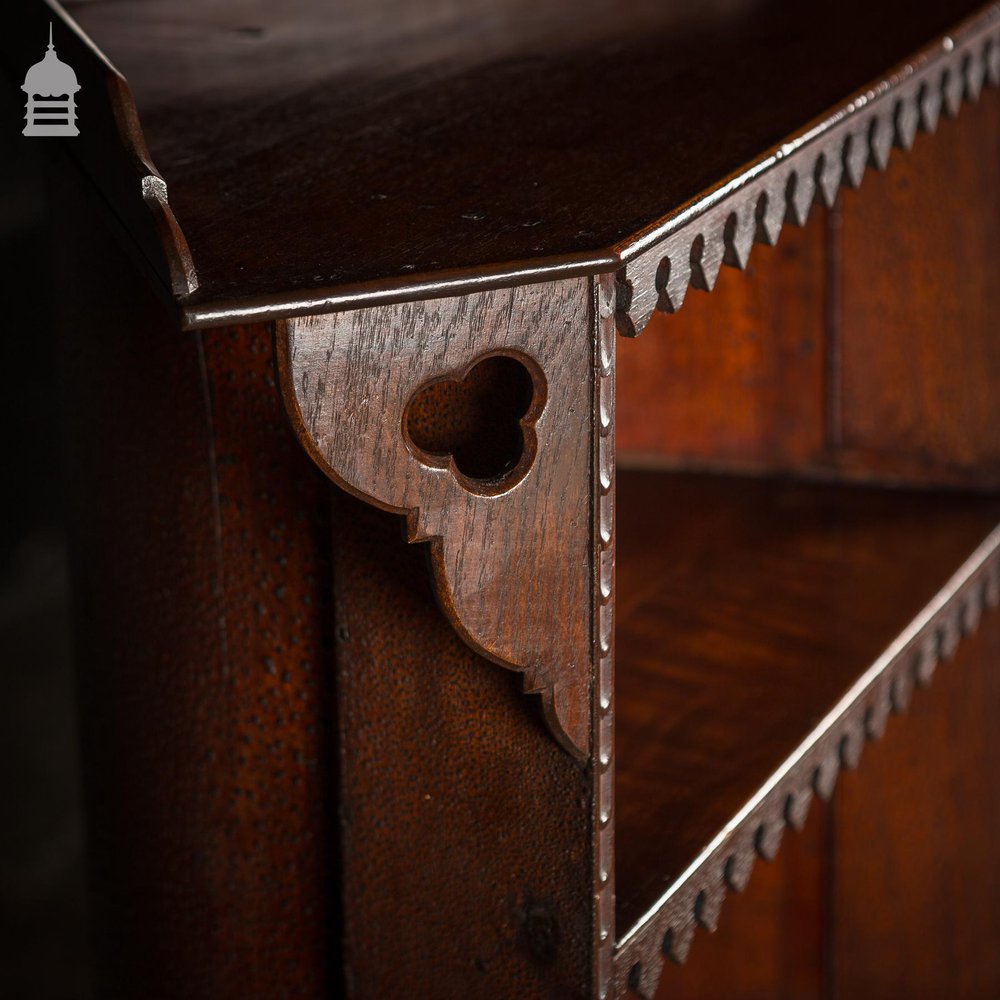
[616,213,829,471]
[593,274,617,997]
[613,9,1000,338]
[652,803,827,1000]
[331,490,596,998]
[612,470,1000,997]
[278,281,595,756]
[4,1,990,322]
[58,197,336,996]
[645,608,1000,1000]
[833,614,1000,998]
[278,277,616,995]
[619,82,1000,493]
[27,1,1000,996]
[836,83,1000,485]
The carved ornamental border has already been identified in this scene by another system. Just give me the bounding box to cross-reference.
[614,10,1000,339]
[31,5,1000,999]
[615,530,1000,999]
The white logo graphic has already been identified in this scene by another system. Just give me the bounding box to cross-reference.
[22,24,80,137]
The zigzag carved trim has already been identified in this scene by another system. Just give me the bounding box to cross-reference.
[613,527,1000,999]
[615,11,1000,338]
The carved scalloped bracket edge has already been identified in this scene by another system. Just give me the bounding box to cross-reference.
[613,524,1000,999]
[274,282,595,759]
[615,7,1000,338]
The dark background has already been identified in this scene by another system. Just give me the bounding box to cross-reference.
[1,104,92,998]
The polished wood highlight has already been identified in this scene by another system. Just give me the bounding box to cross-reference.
[653,802,828,1000]
[612,471,1000,997]
[7,0,987,322]
[16,0,1000,995]
[832,617,1000,998]
[615,10,1000,336]
[650,618,1000,999]
[593,274,617,996]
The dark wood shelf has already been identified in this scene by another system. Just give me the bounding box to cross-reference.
[9,0,990,317]
[613,469,1000,990]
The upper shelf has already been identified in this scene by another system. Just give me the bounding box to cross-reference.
[8,0,998,324]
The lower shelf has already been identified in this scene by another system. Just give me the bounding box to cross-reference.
[612,470,1000,998]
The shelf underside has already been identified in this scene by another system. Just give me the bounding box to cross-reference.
[50,0,989,309]
[614,470,1000,987]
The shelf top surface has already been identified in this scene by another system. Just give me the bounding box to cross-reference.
[614,471,1000,939]
[37,0,991,313]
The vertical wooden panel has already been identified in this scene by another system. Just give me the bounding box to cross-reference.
[838,84,1000,484]
[616,212,829,471]
[60,190,335,996]
[833,617,1000,998]
[332,493,594,999]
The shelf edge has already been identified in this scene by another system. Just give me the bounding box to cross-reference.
[614,3,1000,337]
[613,521,1000,999]
[21,1,998,328]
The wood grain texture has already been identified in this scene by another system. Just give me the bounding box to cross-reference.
[616,10,1000,339]
[832,615,1000,999]
[56,173,336,997]
[836,81,1000,484]
[610,471,1000,999]
[278,280,595,756]
[645,615,1000,1000]
[616,212,828,470]
[12,0,987,321]
[331,490,595,999]
[618,76,1000,493]
[651,802,827,1000]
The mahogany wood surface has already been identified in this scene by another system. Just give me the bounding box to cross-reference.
[616,209,830,472]
[652,617,1000,999]
[21,1,1000,995]
[56,179,337,997]
[654,803,828,1000]
[330,490,594,999]
[837,82,1000,482]
[45,0,987,310]
[833,612,1000,998]
[614,470,1000,940]
[617,84,1000,491]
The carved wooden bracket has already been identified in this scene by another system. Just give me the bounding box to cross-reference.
[277,278,596,757]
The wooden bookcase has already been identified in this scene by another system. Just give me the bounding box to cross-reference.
[5,1,1000,997]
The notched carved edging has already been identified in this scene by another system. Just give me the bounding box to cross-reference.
[593,275,617,999]
[275,282,595,758]
[613,527,1000,999]
[615,12,1000,338]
